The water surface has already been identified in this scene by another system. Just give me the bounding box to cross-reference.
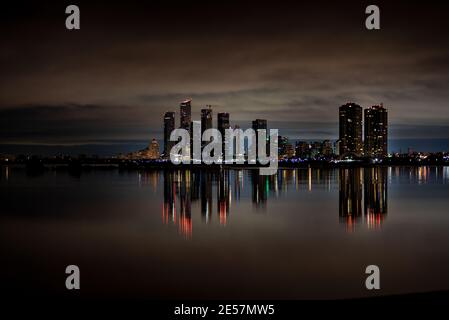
[1,166,448,299]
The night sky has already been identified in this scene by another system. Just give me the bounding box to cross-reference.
[1,0,449,155]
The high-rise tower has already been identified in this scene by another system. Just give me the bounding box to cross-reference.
[217,112,230,160]
[339,103,363,157]
[180,99,192,131]
[201,106,213,138]
[364,104,388,158]
[252,119,267,162]
[163,111,175,158]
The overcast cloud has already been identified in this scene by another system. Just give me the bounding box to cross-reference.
[1,1,449,153]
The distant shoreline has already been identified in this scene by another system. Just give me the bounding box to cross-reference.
[1,158,449,173]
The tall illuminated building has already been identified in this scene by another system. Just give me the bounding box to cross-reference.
[364,104,388,158]
[180,99,192,131]
[179,99,192,162]
[218,112,230,161]
[252,119,267,131]
[163,112,175,158]
[201,106,213,149]
[201,106,213,133]
[339,103,363,157]
[252,119,267,162]
[217,112,230,136]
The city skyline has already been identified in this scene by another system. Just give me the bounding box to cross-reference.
[157,99,389,161]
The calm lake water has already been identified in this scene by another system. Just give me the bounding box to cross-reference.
[1,166,449,299]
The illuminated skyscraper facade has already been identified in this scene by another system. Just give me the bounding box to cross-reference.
[163,111,175,158]
[252,119,267,162]
[180,99,192,131]
[201,106,213,135]
[201,106,213,151]
[364,104,388,158]
[218,112,230,160]
[339,103,363,157]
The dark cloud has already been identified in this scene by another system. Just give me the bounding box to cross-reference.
[0,104,159,144]
[1,0,449,153]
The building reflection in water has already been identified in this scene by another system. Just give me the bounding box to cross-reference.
[339,168,363,232]
[217,170,230,225]
[364,167,388,229]
[251,170,280,209]
[338,167,388,232]
[161,169,278,238]
[160,168,339,238]
[162,170,192,239]
[153,166,449,238]
[200,171,213,223]
[162,169,229,238]
[251,171,268,208]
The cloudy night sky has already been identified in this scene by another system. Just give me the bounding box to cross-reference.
[1,0,449,155]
